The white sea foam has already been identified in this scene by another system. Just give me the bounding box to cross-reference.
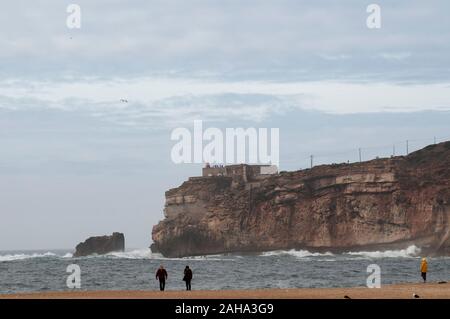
[345,245,421,258]
[0,245,424,262]
[0,252,57,262]
[106,249,233,261]
[179,254,234,261]
[106,248,153,259]
[261,249,334,258]
[261,245,422,259]
[152,253,236,261]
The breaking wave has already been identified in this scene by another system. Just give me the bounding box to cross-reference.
[0,249,237,261]
[345,245,421,258]
[106,249,233,261]
[261,249,334,258]
[106,248,153,259]
[0,245,423,262]
[260,245,422,259]
[175,254,236,261]
[0,252,57,262]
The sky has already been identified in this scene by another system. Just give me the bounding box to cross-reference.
[1,0,450,251]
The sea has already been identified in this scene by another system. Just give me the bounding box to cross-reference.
[0,245,449,294]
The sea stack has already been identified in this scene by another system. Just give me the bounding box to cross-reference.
[74,232,125,257]
[152,142,450,258]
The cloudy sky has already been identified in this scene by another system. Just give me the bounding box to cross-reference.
[1,0,450,250]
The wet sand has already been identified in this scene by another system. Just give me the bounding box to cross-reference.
[1,282,448,299]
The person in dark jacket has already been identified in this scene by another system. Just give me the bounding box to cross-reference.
[156,265,168,291]
[183,266,193,291]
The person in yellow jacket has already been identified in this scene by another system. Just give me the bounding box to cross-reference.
[420,258,428,283]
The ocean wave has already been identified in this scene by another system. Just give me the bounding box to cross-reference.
[105,249,233,261]
[261,249,334,258]
[0,252,57,262]
[106,248,153,259]
[177,254,235,261]
[260,245,422,259]
[345,245,421,258]
[150,252,236,261]
[0,245,425,262]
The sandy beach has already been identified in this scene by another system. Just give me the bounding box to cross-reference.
[1,282,448,299]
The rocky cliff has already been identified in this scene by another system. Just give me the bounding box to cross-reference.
[152,142,450,257]
[74,232,125,257]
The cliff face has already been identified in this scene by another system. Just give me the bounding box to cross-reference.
[74,232,125,257]
[152,142,450,257]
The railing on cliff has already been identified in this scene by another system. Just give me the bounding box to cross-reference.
[282,135,450,171]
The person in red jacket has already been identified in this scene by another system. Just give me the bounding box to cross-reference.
[156,265,168,291]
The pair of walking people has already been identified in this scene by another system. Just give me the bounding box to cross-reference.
[155,265,193,291]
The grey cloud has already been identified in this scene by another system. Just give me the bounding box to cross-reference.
[1,0,449,83]
[0,93,306,129]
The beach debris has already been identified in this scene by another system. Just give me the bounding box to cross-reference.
[438,281,447,284]
[344,295,351,299]
[413,293,420,298]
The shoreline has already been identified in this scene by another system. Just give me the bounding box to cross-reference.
[1,282,448,299]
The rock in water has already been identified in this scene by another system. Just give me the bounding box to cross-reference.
[74,232,125,257]
[152,142,450,258]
